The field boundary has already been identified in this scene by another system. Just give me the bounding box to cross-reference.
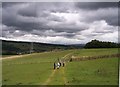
[69,53,120,62]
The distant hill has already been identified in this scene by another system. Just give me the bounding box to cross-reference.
[84,39,119,48]
[2,39,119,55]
[2,40,84,55]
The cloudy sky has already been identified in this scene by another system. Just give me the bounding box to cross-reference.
[1,2,118,44]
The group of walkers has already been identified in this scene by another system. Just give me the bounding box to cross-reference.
[53,58,65,69]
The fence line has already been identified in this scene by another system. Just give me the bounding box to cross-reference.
[65,53,120,62]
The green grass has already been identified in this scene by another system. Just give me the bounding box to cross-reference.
[49,68,65,85]
[2,50,73,85]
[73,48,118,57]
[2,48,119,85]
[65,58,118,85]
[3,63,52,85]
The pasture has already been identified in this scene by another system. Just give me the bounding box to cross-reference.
[2,48,119,85]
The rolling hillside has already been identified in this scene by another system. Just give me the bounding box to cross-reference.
[2,40,84,55]
[2,49,118,85]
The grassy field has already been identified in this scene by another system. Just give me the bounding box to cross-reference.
[65,58,118,85]
[2,48,119,85]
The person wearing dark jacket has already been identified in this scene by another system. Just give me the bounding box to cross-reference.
[63,62,65,67]
[54,62,56,69]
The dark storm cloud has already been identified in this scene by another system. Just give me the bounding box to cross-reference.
[2,6,45,31]
[31,29,76,38]
[2,2,25,8]
[75,2,118,10]
[75,2,118,26]
[1,2,118,44]
[2,15,40,31]
[52,25,86,33]
[82,9,118,26]
[18,6,37,17]
[2,2,66,31]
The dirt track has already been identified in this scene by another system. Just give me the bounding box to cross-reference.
[1,54,31,60]
[43,52,71,85]
[1,52,55,60]
[43,69,56,85]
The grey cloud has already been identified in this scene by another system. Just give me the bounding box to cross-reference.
[1,2,118,44]
[93,30,113,33]
[75,2,118,26]
[84,14,118,26]
[47,15,65,22]
[31,29,76,38]
[18,4,37,17]
[2,24,27,38]
[2,2,69,32]
[80,7,118,26]
[2,2,25,8]
[75,2,118,10]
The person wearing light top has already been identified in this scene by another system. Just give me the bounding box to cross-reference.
[57,62,60,69]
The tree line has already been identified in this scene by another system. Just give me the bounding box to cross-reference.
[2,39,120,55]
[84,39,119,48]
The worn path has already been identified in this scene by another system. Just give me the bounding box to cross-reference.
[43,52,73,85]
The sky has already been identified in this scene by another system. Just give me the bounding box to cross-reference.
[1,2,119,44]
